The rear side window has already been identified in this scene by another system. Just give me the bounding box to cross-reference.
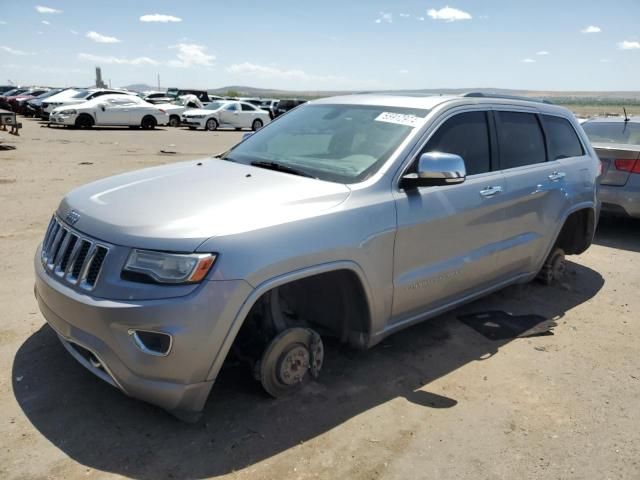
[542,115,584,159]
[496,111,547,168]
[423,111,491,175]
[241,103,256,111]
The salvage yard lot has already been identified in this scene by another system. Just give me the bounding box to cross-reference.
[1,119,639,480]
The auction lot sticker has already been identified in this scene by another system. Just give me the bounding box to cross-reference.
[375,112,424,127]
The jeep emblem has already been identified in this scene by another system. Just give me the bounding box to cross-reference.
[65,210,80,225]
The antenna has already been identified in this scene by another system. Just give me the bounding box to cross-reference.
[623,107,630,122]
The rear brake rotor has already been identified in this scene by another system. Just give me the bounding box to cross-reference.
[259,327,324,398]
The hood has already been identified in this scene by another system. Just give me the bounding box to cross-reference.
[58,158,351,252]
[156,103,184,113]
[183,108,214,116]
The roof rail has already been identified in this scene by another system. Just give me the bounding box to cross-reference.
[463,92,553,104]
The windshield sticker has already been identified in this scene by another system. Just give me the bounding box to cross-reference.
[375,112,424,128]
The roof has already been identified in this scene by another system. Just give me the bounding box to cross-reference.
[311,93,569,115]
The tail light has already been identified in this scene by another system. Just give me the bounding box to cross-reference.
[614,158,640,174]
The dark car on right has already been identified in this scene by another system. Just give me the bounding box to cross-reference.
[582,116,640,218]
[274,99,307,117]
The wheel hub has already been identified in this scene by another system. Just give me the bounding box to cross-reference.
[277,345,310,385]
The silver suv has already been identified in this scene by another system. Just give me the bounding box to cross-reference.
[34,93,600,421]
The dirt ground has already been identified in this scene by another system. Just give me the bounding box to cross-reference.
[1,118,639,480]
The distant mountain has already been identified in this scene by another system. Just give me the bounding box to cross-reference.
[122,84,163,92]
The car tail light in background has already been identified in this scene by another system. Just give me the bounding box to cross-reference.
[614,158,640,174]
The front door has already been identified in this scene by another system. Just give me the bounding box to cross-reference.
[392,109,510,322]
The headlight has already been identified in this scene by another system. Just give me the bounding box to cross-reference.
[59,109,77,115]
[123,250,216,284]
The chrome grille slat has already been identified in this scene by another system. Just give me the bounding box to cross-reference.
[40,216,109,291]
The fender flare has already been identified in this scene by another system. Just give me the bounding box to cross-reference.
[205,260,375,381]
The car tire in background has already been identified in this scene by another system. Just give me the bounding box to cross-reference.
[169,115,180,128]
[74,114,94,129]
[206,118,218,131]
[252,119,263,131]
[141,116,157,130]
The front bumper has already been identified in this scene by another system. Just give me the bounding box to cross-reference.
[34,247,252,417]
[49,114,76,126]
[181,117,206,128]
[599,177,640,218]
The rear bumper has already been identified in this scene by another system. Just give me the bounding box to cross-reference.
[599,177,640,218]
[34,247,253,418]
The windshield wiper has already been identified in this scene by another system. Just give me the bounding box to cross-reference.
[250,161,317,178]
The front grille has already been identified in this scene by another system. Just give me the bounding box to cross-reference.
[41,216,109,291]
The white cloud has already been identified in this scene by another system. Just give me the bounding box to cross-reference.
[0,20,7,25]
[536,50,549,55]
[168,43,214,67]
[521,58,536,63]
[399,69,409,74]
[78,53,158,66]
[86,31,121,44]
[399,13,410,18]
[581,25,601,34]
[70,29,78,35]
[226,62,343,83]
[427,6,472,22]
[618,40,640,50]
[41,20,50,25]
[600,58,611,63]
[0,45,32,55]
[140,13,182,23]
[35,5,62,14]
[374,12,393,24]
[417,16,425,21]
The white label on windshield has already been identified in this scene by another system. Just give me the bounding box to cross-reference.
[375,112,423,128]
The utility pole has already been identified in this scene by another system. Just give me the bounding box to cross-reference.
[157,73,161,90]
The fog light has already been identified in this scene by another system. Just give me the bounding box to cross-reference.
[129,329,173,356]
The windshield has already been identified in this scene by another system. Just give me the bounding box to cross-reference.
[583,121,640,146]
[205,101,227,110]
[71,90,91,99]
[223,104,428,183]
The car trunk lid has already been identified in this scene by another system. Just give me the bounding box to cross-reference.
[593,143,640,186]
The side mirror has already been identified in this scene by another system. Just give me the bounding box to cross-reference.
[401,152,467,189]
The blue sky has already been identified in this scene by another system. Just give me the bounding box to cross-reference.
[1,1,639,91]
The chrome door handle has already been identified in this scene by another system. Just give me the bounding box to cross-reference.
[548,171,566,181]
[479,186,503,197]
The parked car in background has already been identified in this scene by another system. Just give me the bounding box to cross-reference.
[0,85,16,95]
[274,98,307,117]
[141,91,174,105]
[156,94,204,127]
[8,88,50,113]
[42,89,136,119]
[34,93,599,421]
[49,94,169,129]
[25,88,66,117]
[0,87,30,108]
[166,88,212,103]
[181,100,271,131]
[259,99,279,119]
[582,116,640,218]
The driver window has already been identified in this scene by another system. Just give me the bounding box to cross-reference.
[225,104,239,112]
[421,111,492,175]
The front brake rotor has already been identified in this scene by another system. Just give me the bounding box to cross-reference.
[259,327,324,398]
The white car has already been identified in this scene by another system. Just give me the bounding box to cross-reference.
[155,95,204,127]
[181,100,271,131]
[42,88,136,118]
[49,94,169,129]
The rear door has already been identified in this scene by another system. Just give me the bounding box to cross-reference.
[392,109,509,321]
[240,102,259,127]
[218,103,240,127]
[494,110,574,276]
